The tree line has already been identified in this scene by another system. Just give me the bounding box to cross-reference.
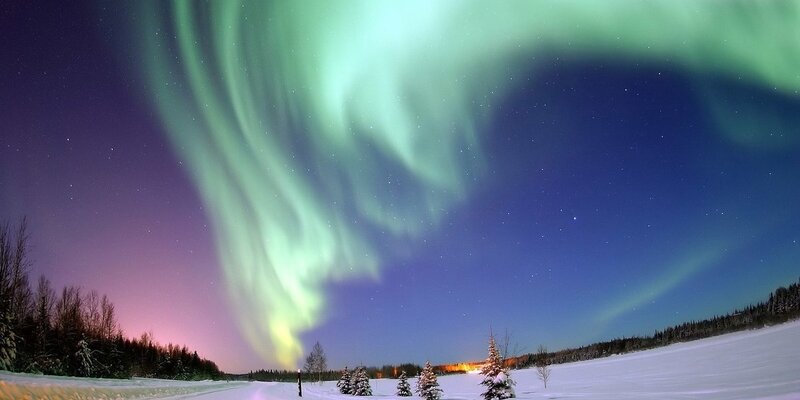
[510,278,800,368]
[235,362,424,382]
[0,219,221,379]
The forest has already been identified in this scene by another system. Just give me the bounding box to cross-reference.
[0,219,221,379]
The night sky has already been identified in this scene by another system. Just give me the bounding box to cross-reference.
[2,1,799,373]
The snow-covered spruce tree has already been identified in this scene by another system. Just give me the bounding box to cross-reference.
[417,361,443,400]
[353,366,372,396]
[75,338,94,377]
[480,335,515,400]
[349,365,360,393]
[415,371,425,395]
[396,370,413,396]
[0,310,17,371]
[337,366,353,394]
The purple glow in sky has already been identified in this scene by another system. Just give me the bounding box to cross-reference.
[2,1,799,372]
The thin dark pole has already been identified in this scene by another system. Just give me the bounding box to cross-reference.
[298,369,303,397]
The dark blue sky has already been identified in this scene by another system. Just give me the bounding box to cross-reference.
[1,2,798,372]
[312,60,800,367]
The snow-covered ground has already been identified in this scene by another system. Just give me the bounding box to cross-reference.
[0,372,245,399]
[2,320,799,399]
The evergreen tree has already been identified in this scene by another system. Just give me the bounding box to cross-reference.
[33,275,54,358]
[0,310,17,370]
[353,366,372,396]
[349,365,360,393]
[417,361,443,400]
[0,219,28,372]
[107,336,126,378]
[175,358,187,380]
[75,339,94,377]
[480,335,515,400]
[337,366,353,394]
[396,370,413,396]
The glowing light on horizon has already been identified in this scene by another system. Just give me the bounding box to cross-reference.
[131,1,800,368]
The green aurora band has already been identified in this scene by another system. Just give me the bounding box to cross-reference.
[133,1,800,367]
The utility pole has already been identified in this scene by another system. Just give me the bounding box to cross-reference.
[298,369,303,397]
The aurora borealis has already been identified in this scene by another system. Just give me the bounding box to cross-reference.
[2,1,799,372]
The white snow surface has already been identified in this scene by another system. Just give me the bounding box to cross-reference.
[2,320,799,399]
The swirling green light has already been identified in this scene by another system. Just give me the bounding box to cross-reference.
[595,241,731,324]
[133,1,799,367]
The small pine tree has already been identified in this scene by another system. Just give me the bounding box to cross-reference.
[480,335,515,400]
[396,370,413,396]
[0,311,17,371]
[417,361,443,400]
[353,367,372,396]
[349,365,360,393]
[338,366,353,394]
[175,358,187,380]
[75,339,94,377]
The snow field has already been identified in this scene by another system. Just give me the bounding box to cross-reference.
[2,320,799,399]
[0,373,244,399]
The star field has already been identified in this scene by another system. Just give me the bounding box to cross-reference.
[1,1,799,372]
